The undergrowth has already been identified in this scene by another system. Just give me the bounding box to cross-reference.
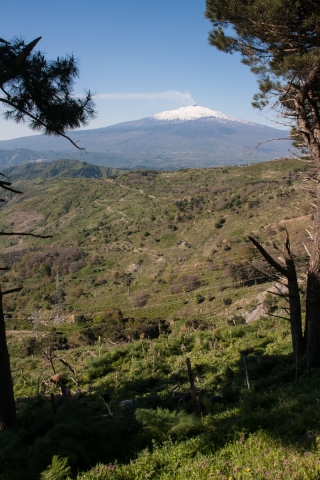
[1,318,320,479]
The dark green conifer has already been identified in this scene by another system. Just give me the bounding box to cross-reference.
[0,36,96,430]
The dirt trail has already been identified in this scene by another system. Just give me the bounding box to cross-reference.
[94,200,126,217]
[118,183,156,199]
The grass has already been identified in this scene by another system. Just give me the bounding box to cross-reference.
[3,314,320,479]
[0,157,318,479]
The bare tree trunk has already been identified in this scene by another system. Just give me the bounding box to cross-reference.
[0,289,17,429]
[305,175,320,359]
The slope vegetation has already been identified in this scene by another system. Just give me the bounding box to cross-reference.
[1,158,319,479]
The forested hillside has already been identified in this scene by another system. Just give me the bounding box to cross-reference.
[1,158,320,479]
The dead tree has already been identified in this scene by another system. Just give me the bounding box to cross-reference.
[248,229,305,361]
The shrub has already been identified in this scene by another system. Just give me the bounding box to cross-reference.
[100,308,123,323]
[74,314,92,325]
[169,274,201,294]
[184,318,211,331]
[135,407,202,443]
[130,291,149,307]
[227,315,246,326]
[263,293,278,313]
[195,293,205,304]
[68,260,86,274]
[214,218,226,229]
[68,286,84,299]
[40,455,71,480]
[223,297,232,306]
[125,317,170,339]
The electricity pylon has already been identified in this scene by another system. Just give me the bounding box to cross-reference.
[54,272,64,324]
[33,307,39,337]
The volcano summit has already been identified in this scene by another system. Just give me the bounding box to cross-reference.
[0,106,292,170]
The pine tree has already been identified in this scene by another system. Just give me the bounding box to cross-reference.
[205,0,320,360]
[0,36,95,146]
[0,36,96,429]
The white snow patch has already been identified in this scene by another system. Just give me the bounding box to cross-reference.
[152,105,228,122]
[151,105,259,126]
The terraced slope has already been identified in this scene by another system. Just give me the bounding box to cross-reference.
[0,158,312,324]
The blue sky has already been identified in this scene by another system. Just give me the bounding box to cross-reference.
[0,0,281,140]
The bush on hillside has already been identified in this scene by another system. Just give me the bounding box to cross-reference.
[125,317,170,340]
[184,318,212,331]
[169,274,201,294]
[130,291,149,307]
[227,315,246,326]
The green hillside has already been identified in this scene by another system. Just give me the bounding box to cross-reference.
[2,158,129,181]
[1,158,319,479]
[0,148,137,171]
[0,157,312,322]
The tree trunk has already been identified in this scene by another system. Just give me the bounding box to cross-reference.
[287,266,305,361]
[0,289,18,430]
[305,172,320,359]
[249,233,305,361]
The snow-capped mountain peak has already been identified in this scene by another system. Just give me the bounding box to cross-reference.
[152,105,229,122]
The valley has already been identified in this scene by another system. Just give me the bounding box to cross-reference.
[1,157,320,479]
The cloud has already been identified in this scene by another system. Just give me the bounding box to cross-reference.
[95,90,196,105]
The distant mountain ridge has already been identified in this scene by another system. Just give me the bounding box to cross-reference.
[0,106,293,170]
[0,148,130,171]
[2,159,128,181]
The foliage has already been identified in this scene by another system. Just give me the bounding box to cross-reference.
[205,0,320,361]
[214,218,225,229]
[135,407,202,443]
[40,455,71,480]
[2,311,320,479]
[0,158,310,325]
[77,432,320,480]
[0,37,95,140]
[0,35,96,431]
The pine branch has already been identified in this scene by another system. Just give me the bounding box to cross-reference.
[0,231,52,238]
[1,287,23,295]
[0,97,85,151]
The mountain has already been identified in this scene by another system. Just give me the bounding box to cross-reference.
[2,159,128,181]
[0,148,133,171]
[0,106,293,169]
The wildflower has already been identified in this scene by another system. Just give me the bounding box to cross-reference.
[283,459,290,464]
